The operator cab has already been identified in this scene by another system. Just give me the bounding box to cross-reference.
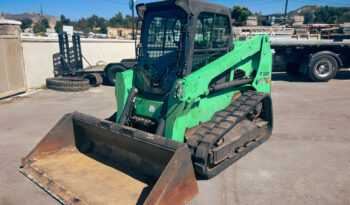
[135,0,233,96]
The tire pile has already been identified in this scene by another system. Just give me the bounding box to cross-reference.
[46,73,104,92]
[46,77,90,92]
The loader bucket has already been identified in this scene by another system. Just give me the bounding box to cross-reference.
[20,112,198,205]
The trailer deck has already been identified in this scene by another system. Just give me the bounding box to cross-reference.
[270,38,350,81]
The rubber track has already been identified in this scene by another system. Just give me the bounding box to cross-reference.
[187,90,271,178]
[46,77,89,92]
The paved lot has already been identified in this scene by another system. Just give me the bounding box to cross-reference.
[1,72,350,205]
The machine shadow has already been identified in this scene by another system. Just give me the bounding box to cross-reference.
[271,70,350,82]
[334,71,350,80]
[271,72,310,82]
[136,186,154,205]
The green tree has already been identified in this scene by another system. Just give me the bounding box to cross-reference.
[72,17,89,36]
[88,15,98,28]
[304,12,314,24]
[109,12,123,27]
[52,12,139,36]
[312,6,350,24]
[255,12,267,26]
[33,18,49,33]
[231,5,253,23]
[86,15,107,33]
[315,7,329,23]
[100,24,107,34]
[54,15,71,33]
[123,15,133,28]
[327,15,338,24]
[342,12,350,23]
[20,18,33,30]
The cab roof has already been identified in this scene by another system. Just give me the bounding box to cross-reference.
[136,0,231,19]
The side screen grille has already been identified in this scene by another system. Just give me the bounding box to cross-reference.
[234,69,246,80]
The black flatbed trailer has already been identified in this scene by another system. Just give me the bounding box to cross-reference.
[270,38,350,82]
[53,32,137,85]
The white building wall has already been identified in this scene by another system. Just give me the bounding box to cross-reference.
[21,37,136,88]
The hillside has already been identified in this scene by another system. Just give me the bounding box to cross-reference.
[269,5,323,17]
[269,5,350,24]
[288,5,323,17]
[0,12,58,25]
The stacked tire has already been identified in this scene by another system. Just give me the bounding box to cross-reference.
[104,64,126,85]
[46,77,90,92]
[285,52,340,82]
[85,73,103,87]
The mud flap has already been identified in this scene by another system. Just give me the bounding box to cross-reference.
[20,112,198,205]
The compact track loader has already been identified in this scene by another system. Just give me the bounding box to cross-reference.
[20,0,273,204]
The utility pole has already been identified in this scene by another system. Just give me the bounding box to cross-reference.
[284,0,289,24]
[40,4,43,17]
[38,4,43,21]
[284,0,289,16]
[132,0,135,40]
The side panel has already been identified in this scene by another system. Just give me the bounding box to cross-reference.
[135,98,164,120]
[252,36,272,93]
[181,35,264,100]
[115,69,134,123]
[164,88,240,142]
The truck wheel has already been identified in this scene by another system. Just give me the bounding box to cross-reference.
[285,62,302,76]
[307,54,338,82]
[105,65,126,85]
[85,73,103,87]
[46,77,89,92]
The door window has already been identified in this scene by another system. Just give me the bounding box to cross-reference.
[194,13,214,49]
[192,13,230,72]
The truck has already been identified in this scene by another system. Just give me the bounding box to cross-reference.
[271,38,350,82]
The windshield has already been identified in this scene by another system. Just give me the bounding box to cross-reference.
[138,10,185,93]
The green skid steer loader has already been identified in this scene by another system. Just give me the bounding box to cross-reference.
[20,0,273,204]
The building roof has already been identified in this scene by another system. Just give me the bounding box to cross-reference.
[0,19,22,25]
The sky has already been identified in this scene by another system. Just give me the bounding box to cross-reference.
[1,0,350,20]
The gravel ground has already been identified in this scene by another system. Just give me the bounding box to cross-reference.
[1,72,349,205]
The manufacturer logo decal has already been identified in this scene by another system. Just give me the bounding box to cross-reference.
[257,79,265,85]
[149,104,155,113]
[260,71,270,77]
